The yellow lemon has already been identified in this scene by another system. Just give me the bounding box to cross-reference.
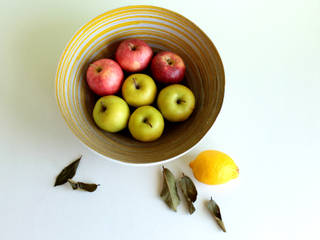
[189,150,239,185]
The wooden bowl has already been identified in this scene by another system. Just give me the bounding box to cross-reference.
[55,6,225,165]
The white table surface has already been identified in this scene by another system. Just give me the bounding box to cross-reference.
[1,0,319,239]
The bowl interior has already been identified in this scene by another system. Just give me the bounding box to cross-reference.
[56,6,224,164]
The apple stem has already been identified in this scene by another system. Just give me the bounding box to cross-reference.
[143,119,152,128]
[128,43,136,51]
[90,63,102,73]
[132,77,140,89]
[101,103,107,112]
[177,99,186,104]
[166,58,173,65]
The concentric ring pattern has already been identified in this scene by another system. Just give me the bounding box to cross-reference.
[55,5,225,164]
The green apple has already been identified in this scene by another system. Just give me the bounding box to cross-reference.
[93,95,130,133]
[121,73,157,107]
[128,106,165,142]
[157,84,195,122]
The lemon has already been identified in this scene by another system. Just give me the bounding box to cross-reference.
[189,150,239,185]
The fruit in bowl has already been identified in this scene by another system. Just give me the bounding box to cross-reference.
[93,95,130,133]
[90,39,195,140]
[87,34,196,143]
[128,106,165,142]
[115,38,153,72]
[157,84,195,122]
[151,51,186,84]
[86,59,124,96]
[122,74,157,107]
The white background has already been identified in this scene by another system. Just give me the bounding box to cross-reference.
[0,0,319,239]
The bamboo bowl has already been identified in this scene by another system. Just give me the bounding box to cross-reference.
[55,6,225,165]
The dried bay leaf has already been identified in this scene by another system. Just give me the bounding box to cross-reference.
[207,197,227,232]
[68,179,99,192]
[179,173,197,214]
[160,167,180,211]
[54,156,81,186]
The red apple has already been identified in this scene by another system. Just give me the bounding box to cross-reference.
[115,39,153,72]
[151,51,186,84]
[86,59,124,96]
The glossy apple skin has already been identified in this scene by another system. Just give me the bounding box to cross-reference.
[157,84,195,122]
[86,59,124,96]
[93,95,130,133]
[151,51,186,84]
[128,106,164,142]
[115,39,153,72]
[122,74,157,107]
